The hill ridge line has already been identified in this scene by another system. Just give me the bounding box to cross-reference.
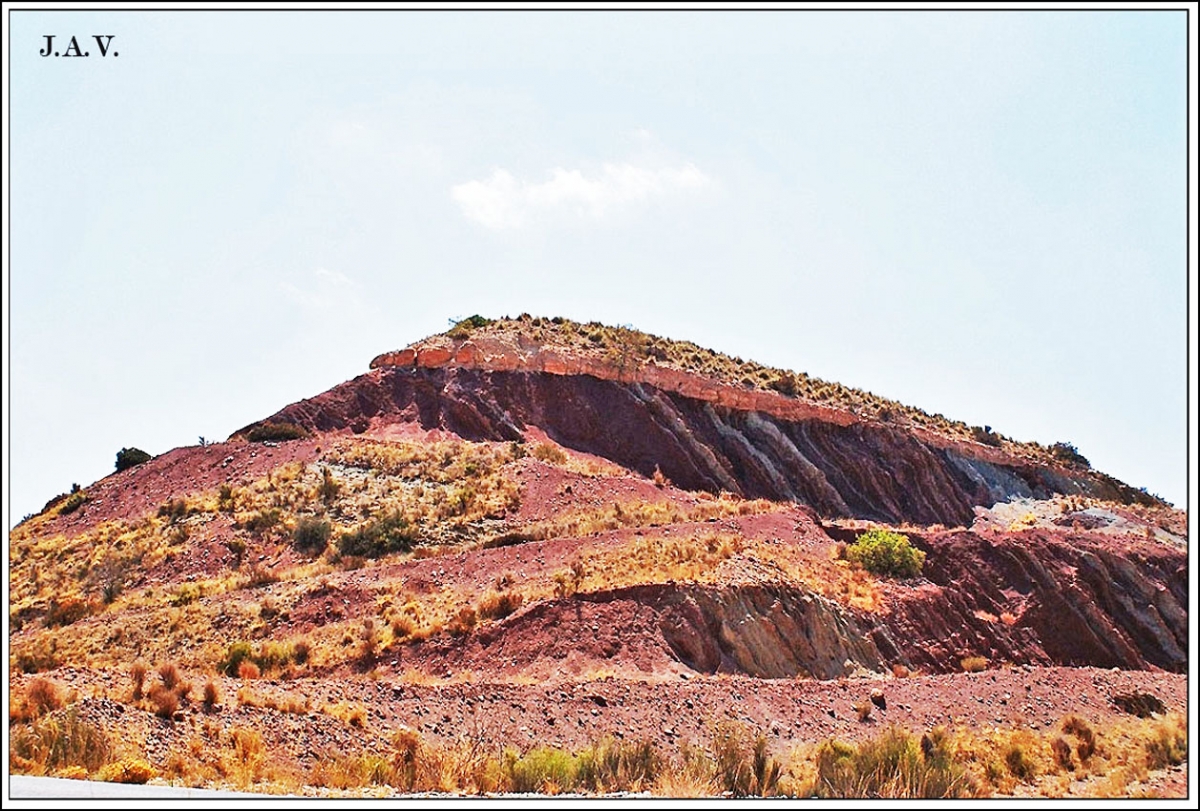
[372,334,1036,472]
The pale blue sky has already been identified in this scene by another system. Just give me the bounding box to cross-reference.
[5,9,1191,524]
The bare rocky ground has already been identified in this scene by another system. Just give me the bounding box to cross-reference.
[10,664,1188,798]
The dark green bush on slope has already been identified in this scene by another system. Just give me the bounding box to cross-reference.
[115,447,151,472]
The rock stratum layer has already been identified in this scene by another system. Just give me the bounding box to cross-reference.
[399,528,1186,679]
[249,341,1149,527]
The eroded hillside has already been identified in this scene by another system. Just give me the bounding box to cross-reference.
[8,316,1187,798]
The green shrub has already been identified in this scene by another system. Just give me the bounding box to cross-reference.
[115,447,152,472]
[220,642,255,677]
[505,746,579,793]
[447,314,493,339]
[814,727,976,798]
[245,422,310,443]
[844,529,925,578]
[338,511,416,558]
[293,517,332,556]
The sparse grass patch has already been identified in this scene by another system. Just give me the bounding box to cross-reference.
[237,685,309,714]
[531,443,567,464]
[810,726,977,798]
[711,722,782,797]
[323,701,368,729]
[10,707,114,776]
[44,596,99,628]
[1144,714,1187,770]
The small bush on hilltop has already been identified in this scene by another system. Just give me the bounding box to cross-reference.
[970,426,1001,447]
[1050,441,1090,469]
[767,372,798,396]
[447,314,494,339]
[115,447,151,472]
[844,528,925,578]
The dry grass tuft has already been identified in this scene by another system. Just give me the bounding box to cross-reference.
[130,661,148,701]
[147,683,180,719]
[202,679,222,710]
[10,707,114,776]
[95,758,156,784]
[960,656,988,673]
[11,677,65,723]
[323,701,367,729]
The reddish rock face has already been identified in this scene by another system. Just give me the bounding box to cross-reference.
[248,366,1139,527]
[870,528,1188,674]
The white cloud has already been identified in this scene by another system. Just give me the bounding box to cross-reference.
[451,162,712,229]
[280,267,368,314]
